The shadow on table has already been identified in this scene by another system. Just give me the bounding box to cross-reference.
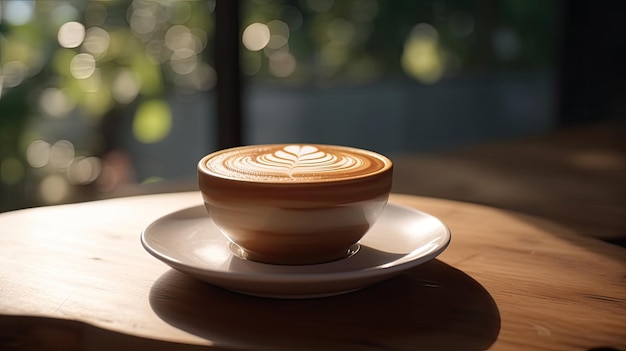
[149,259,500,350]
[0,315,211,351]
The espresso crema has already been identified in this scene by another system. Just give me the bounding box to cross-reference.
[203,144,391,182]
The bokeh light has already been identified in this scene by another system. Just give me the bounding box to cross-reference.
[176,63,217,91]
[40,174,69,204]
[112,70,140,104]
[26,140,51,168]
[242,23,271,52]
[165,25,196,52]
[170,48,198,75]
[67,156,101,185]
[196,63,218,90]
[70,53,97,79]
[269,52,297,78]
[1,61,28,88]
[401,23,444,84]
[49,140,75,169]
[57,21,86,49]
[191,28,208,53]
[83,27,111,58]
[129,5,158,35]
[145,39,169,63]
[39,88,75,119]
[267,20,290,49]
[132,99,172,144]
[2,0,34,26]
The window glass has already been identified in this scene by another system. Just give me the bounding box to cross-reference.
[0,0,558,211]
[240,0,557,152]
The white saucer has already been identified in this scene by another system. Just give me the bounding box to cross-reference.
[141,202,451,298]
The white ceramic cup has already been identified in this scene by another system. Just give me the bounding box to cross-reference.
[198,144,393,265]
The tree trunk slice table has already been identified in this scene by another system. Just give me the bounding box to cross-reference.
[0,192,624,350]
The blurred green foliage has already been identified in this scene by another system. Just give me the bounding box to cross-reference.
[0,0,556,211]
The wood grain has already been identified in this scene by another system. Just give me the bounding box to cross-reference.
[0,192,624,350]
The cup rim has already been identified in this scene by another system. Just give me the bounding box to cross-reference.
[198,143,393,185]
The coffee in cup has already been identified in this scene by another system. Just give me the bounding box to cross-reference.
[198,144,393,265]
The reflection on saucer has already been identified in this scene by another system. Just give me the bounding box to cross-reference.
[227,242,361,265]
[226,244,404,274]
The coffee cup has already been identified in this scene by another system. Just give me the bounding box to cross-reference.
[197,144,393,265]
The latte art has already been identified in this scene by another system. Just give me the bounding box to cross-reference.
[204,144,390,182]
[239,145,360,176]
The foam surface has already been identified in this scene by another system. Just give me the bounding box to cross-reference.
[203,145,390,182]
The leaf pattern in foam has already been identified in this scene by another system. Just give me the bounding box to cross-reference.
[214,144,371,181]
[276,145,325,164]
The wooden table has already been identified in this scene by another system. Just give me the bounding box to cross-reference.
[1,192,624,350]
